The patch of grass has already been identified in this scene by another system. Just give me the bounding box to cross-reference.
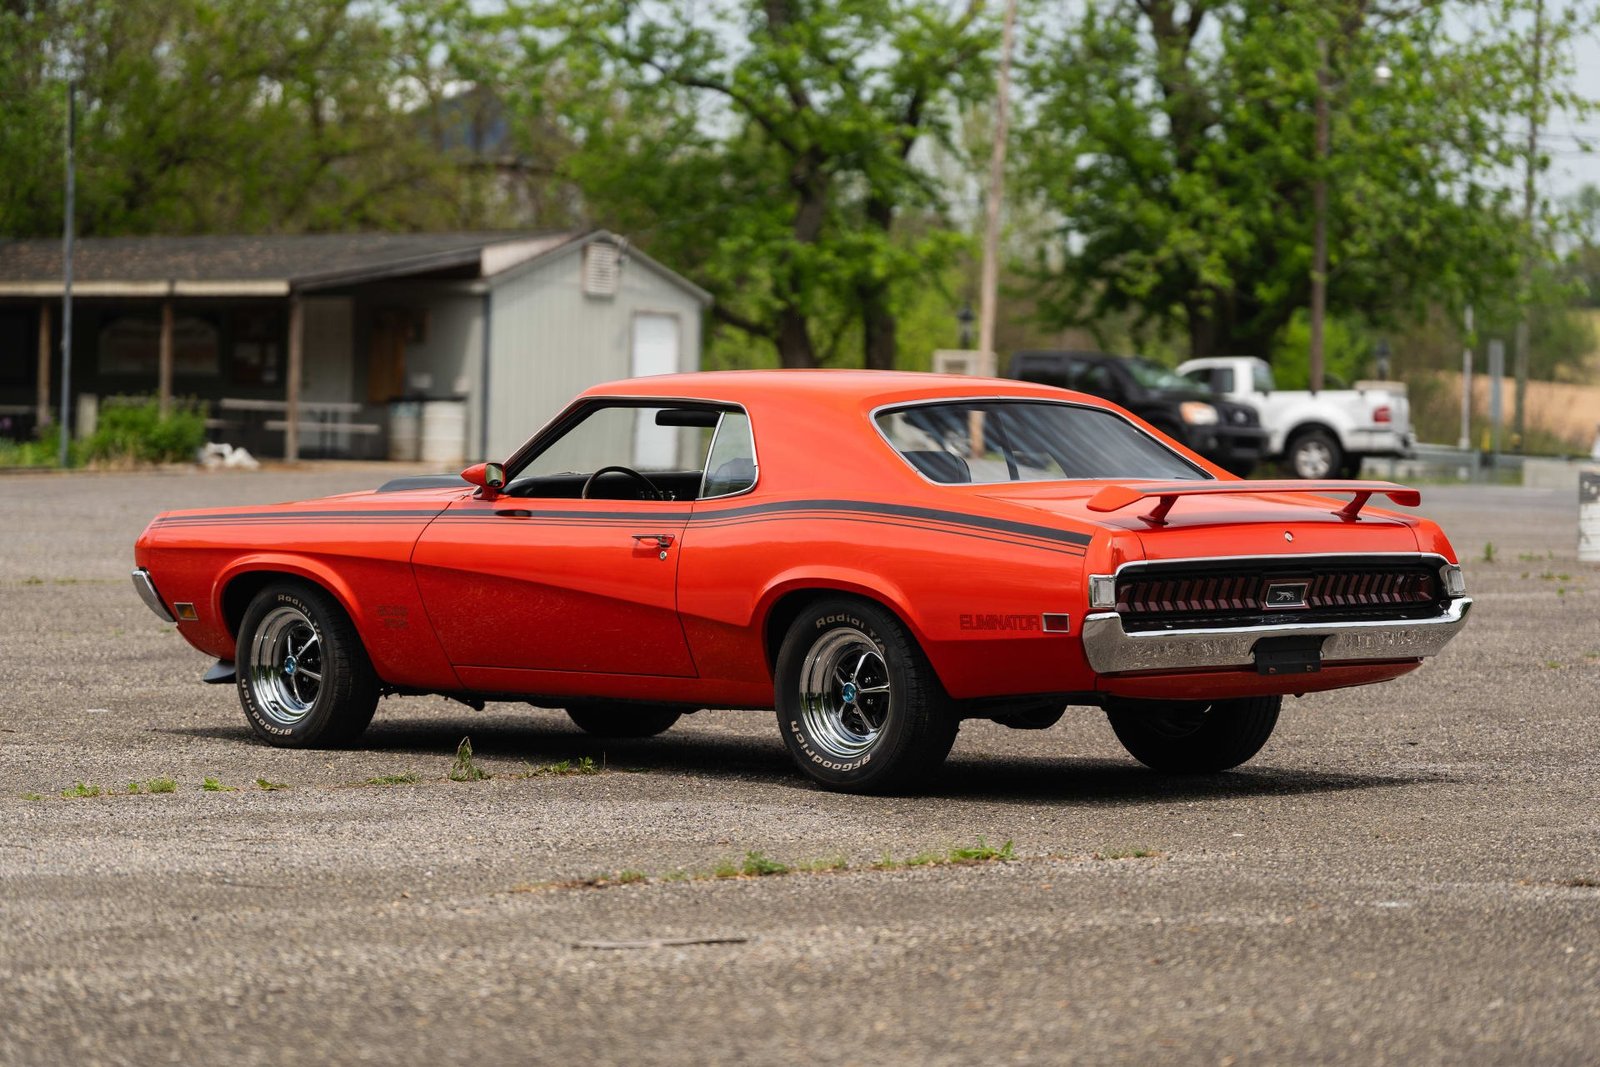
[1094,847,1160,860]
[365,771,421,786]
[145,777,177,794]
[22,792,44,801]
[201,776,235,792]
[515,756,602,779]
[1560,876,1600,888]
[21,576,44,586]
[1544,660,1564,670]
[1480,542,1497,563]
[448,736,490,782]
[873,838,1017,871]
[512,838,1023,893]
[738,851,790,877]
[255,778,289,791]
[948,838,1015,864]
[126,781,142,795]
[61,782,102,799]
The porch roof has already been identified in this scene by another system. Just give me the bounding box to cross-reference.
[0,230,582,297]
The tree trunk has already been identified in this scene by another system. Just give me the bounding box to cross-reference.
[775,308,815,369]
[860,193,898,370]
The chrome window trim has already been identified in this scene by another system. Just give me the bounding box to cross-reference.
[503,396,760,504]
[867,396,1213,488]
[696,408,761,501]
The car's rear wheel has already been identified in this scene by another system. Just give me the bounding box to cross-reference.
[237,581,378,747]
[1104,695,1280,773]
[774,598,958,794]
[565,704,682,737]
[1286,429,1341,479]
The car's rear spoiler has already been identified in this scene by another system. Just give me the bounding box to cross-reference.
[1086,480,1421,525]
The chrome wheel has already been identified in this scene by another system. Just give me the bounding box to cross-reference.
[245,605,323,727]
[1292,437,1334,479]
[797,627,893,760]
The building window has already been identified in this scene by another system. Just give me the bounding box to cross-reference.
[97,313,220,377]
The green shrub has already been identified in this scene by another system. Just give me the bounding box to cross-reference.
[82,396,206,465]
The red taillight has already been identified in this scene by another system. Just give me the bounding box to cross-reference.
[1373,405,1391,424]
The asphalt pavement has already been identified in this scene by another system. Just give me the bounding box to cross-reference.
[0,467,1595,1065]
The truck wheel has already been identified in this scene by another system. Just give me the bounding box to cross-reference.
[237,581,379,748]
[775,598,958,794]
[1105,695,1280,773]
[1286,429,1341,479]
[566,704,682,737]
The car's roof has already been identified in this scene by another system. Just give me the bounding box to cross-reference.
[580,368,1091,409]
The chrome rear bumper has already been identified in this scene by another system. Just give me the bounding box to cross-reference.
[131,568,175,623]
[1081,597,1472,675]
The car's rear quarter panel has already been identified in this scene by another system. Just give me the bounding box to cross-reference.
[135,498,461,691]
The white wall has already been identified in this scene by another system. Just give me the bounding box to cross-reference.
[483,242,705,460]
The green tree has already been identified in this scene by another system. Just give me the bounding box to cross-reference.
[1017,0,1591,369]
[499,0,993,368]
[0,0,548,237]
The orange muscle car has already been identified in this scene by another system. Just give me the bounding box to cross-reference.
[133,371,1471,792]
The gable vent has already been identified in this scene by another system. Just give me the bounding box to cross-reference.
[582,242,620,297]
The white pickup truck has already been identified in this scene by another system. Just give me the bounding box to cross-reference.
[1176,356,1414,479]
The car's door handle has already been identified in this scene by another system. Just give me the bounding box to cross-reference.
[631,533,675,548]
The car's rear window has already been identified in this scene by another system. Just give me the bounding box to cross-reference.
[875,400,1209,484]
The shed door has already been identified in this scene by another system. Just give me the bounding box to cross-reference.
[631,313,680,468]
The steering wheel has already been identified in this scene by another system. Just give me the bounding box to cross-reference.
[581,465,667,500]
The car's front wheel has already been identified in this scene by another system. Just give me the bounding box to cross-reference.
[1104,695,1280,773]
[774,598,957,793]
[565,704,682,737]
[237,581,378,747]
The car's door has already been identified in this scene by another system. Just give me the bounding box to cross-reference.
[410,401,721,679]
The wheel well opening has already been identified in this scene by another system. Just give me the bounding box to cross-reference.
[221,572,333,640]
[1287,422,1338,447]
[762,588,910,674]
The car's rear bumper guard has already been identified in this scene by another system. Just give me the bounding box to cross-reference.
[1081,597,1472,674]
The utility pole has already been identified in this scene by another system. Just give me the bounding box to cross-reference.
[977,0,1019,374]
[1513,0,1544,449]
[58,79,76,468]
[1309,38,1331,395]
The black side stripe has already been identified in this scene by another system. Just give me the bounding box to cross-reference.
[698,499,1093,547]
[151,498,1095,548]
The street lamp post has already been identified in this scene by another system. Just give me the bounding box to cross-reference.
[957,302,975,349]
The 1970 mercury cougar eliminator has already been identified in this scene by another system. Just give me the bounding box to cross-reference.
[133,371,1471,793]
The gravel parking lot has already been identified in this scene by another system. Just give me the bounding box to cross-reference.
[1,467,1596,1065]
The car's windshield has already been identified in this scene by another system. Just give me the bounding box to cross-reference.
[875,400,1209,484]
[1125,358,1196,392]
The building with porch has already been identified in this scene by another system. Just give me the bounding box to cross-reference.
[0,230,710,462]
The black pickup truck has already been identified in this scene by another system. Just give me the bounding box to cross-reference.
[1010,350,1268,476]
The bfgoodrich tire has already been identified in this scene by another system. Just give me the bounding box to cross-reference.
[774,598,957,794]
[236,581,379,748]
[1105,695,1281,773]
[566,704,683,738]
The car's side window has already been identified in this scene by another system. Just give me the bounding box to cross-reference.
[700,412,757,498]
[506,402,736,500]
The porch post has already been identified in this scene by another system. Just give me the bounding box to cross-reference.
[157,296,174,418]
[285,290,303,462]
[35,303,52,428]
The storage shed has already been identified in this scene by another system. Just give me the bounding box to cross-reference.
[0,230,710,462]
